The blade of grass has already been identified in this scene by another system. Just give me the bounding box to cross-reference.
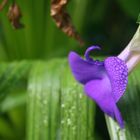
[27,59,96,140]
[0,117,15,140]
[60,61,95,140]
[1,91,26,112]
[0,61,31,102]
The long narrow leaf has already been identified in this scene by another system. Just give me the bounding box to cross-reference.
[0,61,31,102]
[27,59,95,140]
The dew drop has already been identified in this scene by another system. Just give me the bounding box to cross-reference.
[67,118,71,125]
[61,104,65,108]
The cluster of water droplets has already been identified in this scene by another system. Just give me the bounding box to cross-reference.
[105,56,128,102]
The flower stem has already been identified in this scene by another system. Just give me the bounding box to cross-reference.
[118,25,140,73]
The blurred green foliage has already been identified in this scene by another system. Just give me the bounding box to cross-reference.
[137,14,140,23]
[0,0,139,61]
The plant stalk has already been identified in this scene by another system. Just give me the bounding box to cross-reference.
[118,25,140,73]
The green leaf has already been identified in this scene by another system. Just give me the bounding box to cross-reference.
[0,117,15,140]
[117,0,140,19]
[106,65,140,140]
[137,14,140,24]
[27,59,96,140]
[0,61,30,139]
[0,61,31,102]
[1,92,26,112]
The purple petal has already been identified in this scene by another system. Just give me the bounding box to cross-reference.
[104,57,128,102]
[84,77,124,128]
[84,46,101,62]
[68,51,105,84]
[113,104,124,128]
[68,46,127,128]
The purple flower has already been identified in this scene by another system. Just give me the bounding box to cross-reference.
[68,46,128,128]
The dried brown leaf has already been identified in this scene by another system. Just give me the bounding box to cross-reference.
[7,3,24,29]
[51,0,84,45]
[0,0,8,11]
